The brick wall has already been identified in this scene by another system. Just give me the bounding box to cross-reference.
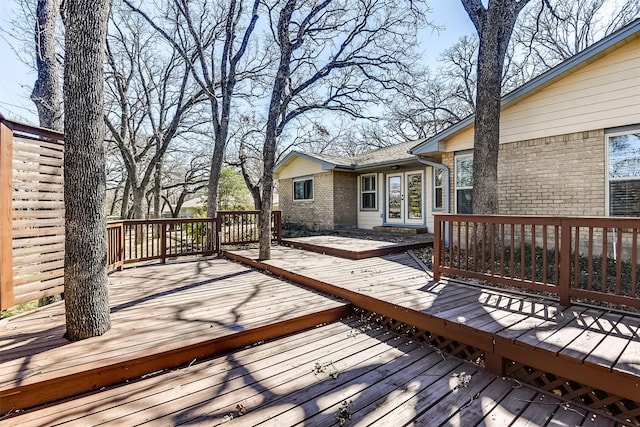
[498,130,605,216]
[443,130,605,216]
[332,171,357,229]
[279,171,335,230]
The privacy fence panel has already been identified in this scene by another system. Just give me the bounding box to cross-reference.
[0,118,65,309]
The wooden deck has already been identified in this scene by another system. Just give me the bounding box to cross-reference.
[281,234,431,259]
[226,246,640,422]
[1,318,606,427]
[0,258,349,413]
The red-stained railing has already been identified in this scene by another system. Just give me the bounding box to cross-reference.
[106,210,282,270]
[433,214,640,309]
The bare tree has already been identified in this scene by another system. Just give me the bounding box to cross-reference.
[31,0,62,130]
[103,8,206,219]
[257,0,429,259]
[126,0,263,219]
[63,0,111,341]
[461,0,531,215]
[515,0,640,69]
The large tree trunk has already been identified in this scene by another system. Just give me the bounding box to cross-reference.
[258,0,295,260]
[461,0,530,215]
[63,0,111,341]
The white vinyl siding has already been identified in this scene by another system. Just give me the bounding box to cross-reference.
[444,37,640,153]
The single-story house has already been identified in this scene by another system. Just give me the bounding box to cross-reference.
[275,19,640,232]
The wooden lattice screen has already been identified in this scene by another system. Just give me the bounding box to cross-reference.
[0,117,65,310]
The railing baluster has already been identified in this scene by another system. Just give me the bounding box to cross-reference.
[632,228,638,298]
[616,227,623,295]
[602,226,608,293]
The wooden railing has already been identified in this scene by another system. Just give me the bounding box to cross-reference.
[106,210,282,270]
[433,214,640,309]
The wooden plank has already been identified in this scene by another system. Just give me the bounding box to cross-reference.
[0,123,13,310]
[475,382,539,426]
[13,137,64,153]
[534,309,602,355]
[7,320,364,426]
[12,161,62,176]
[12,226,65,239]
[558,312,623,362]
[13,150,64,165]
[585,315,640,371]
[12,170,64,184]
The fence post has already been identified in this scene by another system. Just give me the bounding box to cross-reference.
[559,218,571,306]
[160,222,167,264]
[0,122,14,310]
[433,215,441,281]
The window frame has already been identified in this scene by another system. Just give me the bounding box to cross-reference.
[605,127,640,217]
[455,153,473,214]
[360,174,377,211]
[433,167,444,212]
[293,176,314,201]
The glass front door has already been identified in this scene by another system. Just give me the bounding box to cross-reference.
[386,171,423,225]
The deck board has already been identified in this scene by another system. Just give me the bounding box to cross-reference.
[0,258,348,413]
[225,246,640,405]
[2,319,583,427]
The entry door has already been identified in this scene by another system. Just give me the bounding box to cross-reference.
[386,171,424,225]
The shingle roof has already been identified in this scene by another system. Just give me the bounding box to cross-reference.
[276,139,422,173]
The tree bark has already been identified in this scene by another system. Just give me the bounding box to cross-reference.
[32,0,62,131]
[258,0,296,260]
[461,0,530,215]
[63,0,111,341]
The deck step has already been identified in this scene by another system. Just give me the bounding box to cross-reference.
[372,225,428,234]
[0,259,351,414]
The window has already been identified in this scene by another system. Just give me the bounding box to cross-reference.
[433,167,444,211]
[293,177,313,201]
[455,154,473,214]
[607,130,640,216]
[360,174,377,210]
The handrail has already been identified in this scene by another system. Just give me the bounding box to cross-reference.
[434,214,640,309]
[106,211,282,270]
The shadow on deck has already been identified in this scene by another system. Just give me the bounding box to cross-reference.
[225,245,640,425]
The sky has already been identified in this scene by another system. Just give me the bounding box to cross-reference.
[0,0,476,125]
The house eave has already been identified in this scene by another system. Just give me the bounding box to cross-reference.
[410,18,640,156]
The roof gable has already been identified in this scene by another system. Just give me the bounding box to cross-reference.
[411,18,640,155]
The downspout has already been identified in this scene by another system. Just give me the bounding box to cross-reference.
[415,156,450,246]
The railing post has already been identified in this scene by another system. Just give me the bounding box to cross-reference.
[433,215,441,281]
[215,216,222,256]
[0,122,14,310]
[118,222,125,270]
[559,218,571,306]
[161,221,167,264]
[274,210,282,244]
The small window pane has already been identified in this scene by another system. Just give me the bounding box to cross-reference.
[435,187,443,210]
[610,180,640,216]
[293,178,313,200]
[362,193,376,209]
[457,189,473,214]
[456,156,473,188]
[435,168,444,187]
[609,133,640,179]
